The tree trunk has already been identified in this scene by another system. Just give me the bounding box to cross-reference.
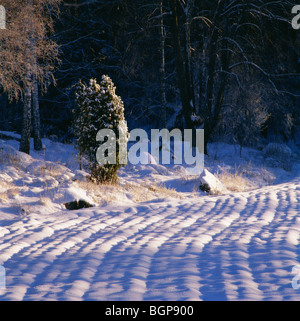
[32,73,43,151]
[1,93,9,130]
[169,0,193,129]
[20,0,43,153]
[184,0,195,113]
[204,17,231,155]
[19,74,32,155]
[159,0,167,128]
[198,38,207,116]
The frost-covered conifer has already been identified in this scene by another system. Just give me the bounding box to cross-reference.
[73,75,128,184]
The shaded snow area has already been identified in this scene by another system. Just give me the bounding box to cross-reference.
[1,131,300,301]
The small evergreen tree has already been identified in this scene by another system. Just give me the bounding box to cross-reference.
[73,75,128,184]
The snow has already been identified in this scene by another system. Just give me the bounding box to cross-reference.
[0,131,300,300]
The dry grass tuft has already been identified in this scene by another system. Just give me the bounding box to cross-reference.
[145,182,182,199]
[124,181,182,202]
[216,167,253,192]
[77,178,182,204]
[0,181,20,203]
[0,148,22,167]
[76,180,121,204]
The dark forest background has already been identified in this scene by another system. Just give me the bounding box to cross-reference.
[0,0,299,153]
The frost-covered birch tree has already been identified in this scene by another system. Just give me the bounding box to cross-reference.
[0,0,61,154]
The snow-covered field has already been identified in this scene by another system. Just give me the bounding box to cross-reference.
[0,132,300,301]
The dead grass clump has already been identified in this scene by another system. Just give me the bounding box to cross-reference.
[123,183,153,202]
[0,181,20,203]
[125,181,182,202]
[77,178,182,205]
[0,148,22,167]
[146,183,182,199]
[216,167,253,192]
[76,180,120,204]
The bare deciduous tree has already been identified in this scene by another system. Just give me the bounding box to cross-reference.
[0,0,61,154]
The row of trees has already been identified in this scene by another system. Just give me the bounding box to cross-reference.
[47,0,300,153]
[0,0,299,155]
